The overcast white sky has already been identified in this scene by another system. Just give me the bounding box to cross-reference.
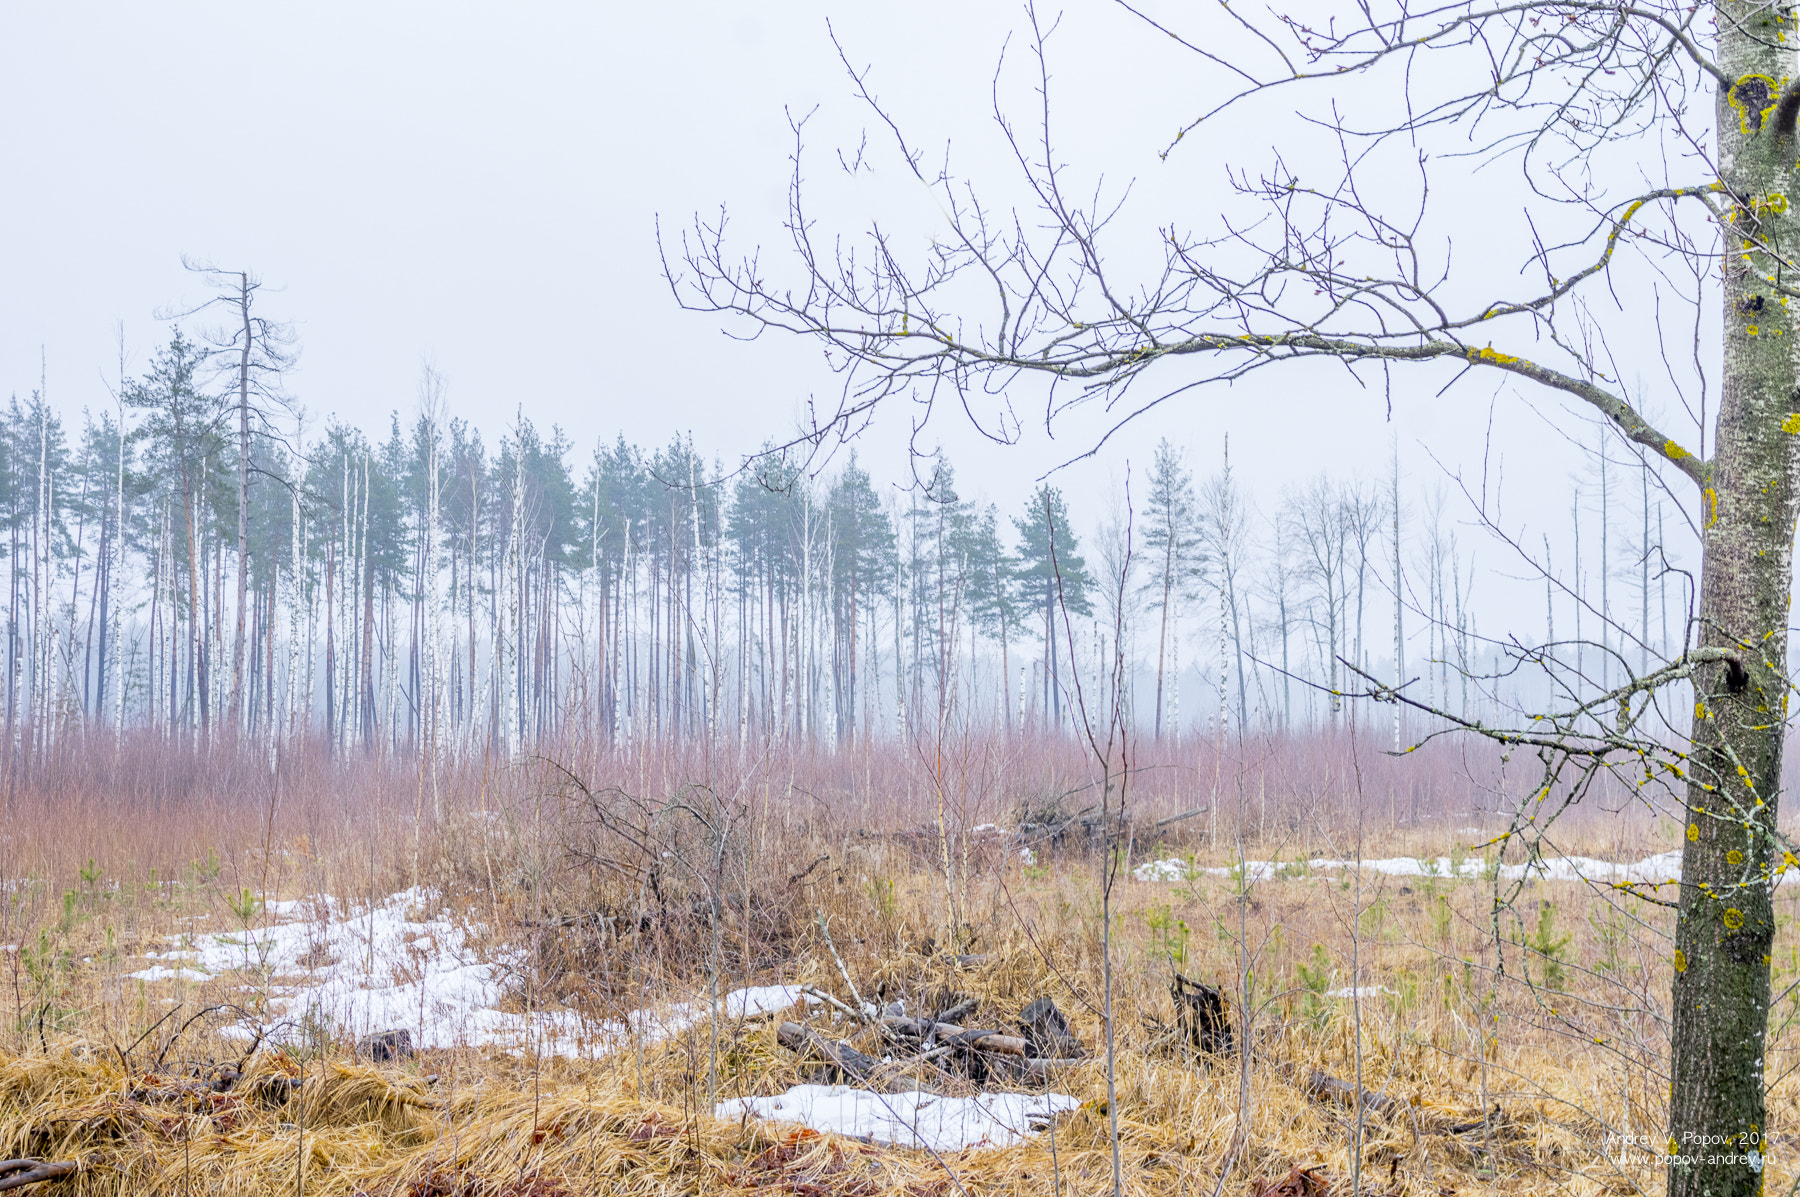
[0,3,1698,648]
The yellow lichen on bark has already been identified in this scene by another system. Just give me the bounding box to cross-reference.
[1729,74,1785,134]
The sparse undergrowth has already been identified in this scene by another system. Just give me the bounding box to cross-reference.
[0,731,1789,1194]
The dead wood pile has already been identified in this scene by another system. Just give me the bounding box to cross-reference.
[776,986,1088,1095]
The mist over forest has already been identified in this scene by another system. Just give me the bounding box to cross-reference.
[4,299,1694,761]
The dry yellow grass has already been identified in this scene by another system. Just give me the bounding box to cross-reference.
[0,736,1792,1196]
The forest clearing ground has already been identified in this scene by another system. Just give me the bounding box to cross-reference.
[0,738,1791,1194]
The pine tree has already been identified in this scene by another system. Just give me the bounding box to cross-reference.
[123,331,221,740]
[1012,484,1091,730]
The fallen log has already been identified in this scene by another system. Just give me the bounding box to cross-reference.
[776,1022,880,1084]
[1020,805,1208,850]
[961,1031,1028,1057]
[0,1160,78,1192]
[877,1015,962,1040]
[877,1016,1027,1059]
[934,997,980,1024]
[1151,806,1211,831]
[778,1021,943,1094]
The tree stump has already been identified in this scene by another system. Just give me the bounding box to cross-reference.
[1171,975,1233,1055]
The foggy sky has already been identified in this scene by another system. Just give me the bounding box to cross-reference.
[0,3,1692,650]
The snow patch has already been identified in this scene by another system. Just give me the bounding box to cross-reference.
[1134,850,1693,885]
[153,887,812,1055]
[717,1084,1078,1152]
[1133,858,1200,882]
[130,966,208,983]
[1326,986,1393,999]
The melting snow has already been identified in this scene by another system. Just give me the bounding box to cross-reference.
[129,965,208,983]
[147,887,811,1055]
[1134,850,1691,885]
[139,890,1075,1148]
[717,1085,1078,1152]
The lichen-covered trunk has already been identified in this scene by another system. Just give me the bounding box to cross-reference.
[1667,19,1800,1194]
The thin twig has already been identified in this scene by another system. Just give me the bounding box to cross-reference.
[800,985,864,1024]
[815,911,870,1024]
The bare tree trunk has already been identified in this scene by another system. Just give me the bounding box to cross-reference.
[113,407,126,739]
[185,464,204,740]
[1390,447,1402,751]
[325,533,335,760]
[361,466,377,753]
[1153,569,1172,741]
[1597,430,1611,692]
[230,274,252,734]
[1664,40,1800,1193]
[499,465,522,755]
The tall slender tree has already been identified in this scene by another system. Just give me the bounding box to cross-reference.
[1012,484,1092,729]
[124,331,220,739]
[1139,439,1205,740]
[164,264,295,735]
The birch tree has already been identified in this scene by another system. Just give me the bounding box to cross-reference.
[1139,438,1204,741]
[668,2,1796,1187]
[1199,437,1253,733]
[1286,476,1351,721]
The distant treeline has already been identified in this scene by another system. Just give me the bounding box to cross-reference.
[5,328,1680,761]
